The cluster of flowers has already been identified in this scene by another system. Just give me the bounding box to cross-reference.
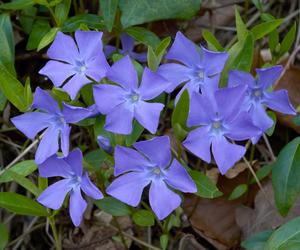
[11,30,296,226]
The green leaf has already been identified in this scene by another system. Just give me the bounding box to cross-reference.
[0,90,6,111]
[0,14,15,75]
[95,197,132,216]
[125,27,160,48]
[0,192,49,216]
[100,0,118,32]
[155,36,171,62]
[6,170,41,196]
[279,22,297,57]
[0,160,37,183]
[27,20,51,50]
[61,14,105,32]
[125,121,144,146]
[266,216,300,250]
[266,110,277,136]
[19,6,37,34]
[37,27,59,51]
[189,170,223,198]
[228,184,248,200]
[55,0,71,26]
[160,234,169,250]
[202,29,224,51]
[250,164,272,184]
[132,209,155,227]
[242,230,273,250]
[251,19,283,40]
[252,0,263,11]
[272,137,300,216]
[235,7,248,41]
[24,77,33,108]
[84,149,108,169]
[0,0,34,10]
[119,0,201,28]
[171,89,189,140]
[0,223,9,250]
[147,46,159,71]
[0,62,28,111]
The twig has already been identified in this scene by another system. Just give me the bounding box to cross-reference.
[262,134,276,162]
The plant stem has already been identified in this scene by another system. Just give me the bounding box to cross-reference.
[49,217,61,250]
[112,216,128,248]
[262,133,276,162]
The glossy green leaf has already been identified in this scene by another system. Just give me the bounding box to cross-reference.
[155,36,171,61]
[95,197,132,216]
[24,77,33,108]
[125,121,144,146]
[147,46,159,71]
[27,20,51,50]
[272,137,300,216]
[160,234,169,250]
[37,27,59,51]
[119,0,201,28]
[0,192,49,216]
[279,22,296,57]
[100,0,118,32]
[19,6,37,34]
[251,19,283,40]
[0,90,6,111]
[189,170,223,198]
[0,160,37,183]
[228,184,248,200]
[125,26,160,48]
[235,7,248,41]
[132,209,155,227]
[242,230,273,250]
[266,110,277,136]
[61,14,105,32]
[252,0,263,11]
[202,29,224,51]
[0,223,9,250]
[84,149,108,169]
[250,164,272,184]
[55,0,71,26]
[266,216,300,250]
[0,0,34,10]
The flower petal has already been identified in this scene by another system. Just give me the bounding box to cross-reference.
[37,179,72,210]
[65,148,83,177]
[228,70,255,87]
[134,136,171,169]
[62,103,93,123]
[75,30,103,60]
[263,89,296,115]
[106,172,150,207]
[139,67,170,100]
[134,101,164,134]
[201,46,228,76]
[157,63,191,93]
[85,53,109,81]
[106,55,138,90]
[63,73,91,100]
[120,33,134,52]
[35,126,59,164]
[60,124,71,157]
[166,31,200,67]
[257,65,282,89]
[149,179,181,220]
[114,145,150,175]
[225,112,260,141]
[250,103,273,133]
[32,87,61,114]
[164,159,196,193]
[104,45,116,57]
[47,32,79,64]
[183,126,213,163]
[93,84,125,114]
[11,112,51,139]
[212,136,246,175]
[69,187,87,227]
[104,103,134,134]
[80,173,103,199]
[130,51,147,62]
[39,60,75,88]
[38,154,73,178]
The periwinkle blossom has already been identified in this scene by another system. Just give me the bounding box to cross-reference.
[11,88,92,164]
[39,30,109,100]
[107,136,196,220]
[37,149,103,226]
[157,31,228,100]
[183,85,260,174]
[104,33,147,62]
[93,56,169,135]
[97,135,113,154]
[228,66,296,143]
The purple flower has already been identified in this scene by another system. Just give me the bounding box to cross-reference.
[183,85,260,174]
[104,33,147,63]
[107,136,196,220]
[228,66,296,143]
[11,87,92,164]
[97,135,113,154]
[93,56,169,135]
[39,31,109,100]
[37,149,103,226]
[157,31,228,100]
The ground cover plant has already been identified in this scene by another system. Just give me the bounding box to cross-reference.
[1,0,300,249]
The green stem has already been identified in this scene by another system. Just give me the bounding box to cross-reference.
[49,217,61,250]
